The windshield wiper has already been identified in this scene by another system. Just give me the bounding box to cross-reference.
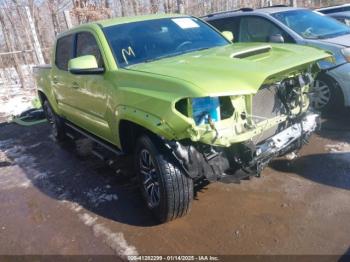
[143,52,185,63]
[143,46,214,64]
[192,46,211,52]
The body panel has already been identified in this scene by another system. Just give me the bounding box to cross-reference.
[35,15,330,151]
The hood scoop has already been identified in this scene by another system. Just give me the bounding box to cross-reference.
[231,45,272,59]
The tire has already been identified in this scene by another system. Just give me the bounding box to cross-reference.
[311,75,344,113]
[43,100,66,142]
[135,135,193,223]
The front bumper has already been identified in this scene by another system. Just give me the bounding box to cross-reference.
[327,62,350,107]
[167,112,320,183]
[256,113,319,160]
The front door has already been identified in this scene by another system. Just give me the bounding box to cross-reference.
[68,31,112,141]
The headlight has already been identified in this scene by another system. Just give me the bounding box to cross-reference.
[341,48,350,62]
[175,96,234,126]
[192,97,221,126]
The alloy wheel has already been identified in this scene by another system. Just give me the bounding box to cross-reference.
[311,80,331,110]
[139,149,160,208]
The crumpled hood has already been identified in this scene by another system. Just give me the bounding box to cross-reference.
[320,33,350,47]
[127,43,330,96]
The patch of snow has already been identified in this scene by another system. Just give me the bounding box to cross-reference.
[66,202,83,212]
[0,94,34,117]
[66,203,138,256]
[85,187,118,207]
[27,142,42,149]
[92,223,138,256]
[0,140,48,190]
[0,65,37,118]
[0,139,14,148]
[325,142,350,153]
[79,213,98,226]
[33,172,48,180]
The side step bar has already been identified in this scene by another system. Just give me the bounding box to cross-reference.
[64,122,124,157]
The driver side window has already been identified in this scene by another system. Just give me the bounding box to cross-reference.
[239,16,293,43]
[76,32,104,68]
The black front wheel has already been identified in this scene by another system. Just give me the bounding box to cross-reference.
[135,135,193,223]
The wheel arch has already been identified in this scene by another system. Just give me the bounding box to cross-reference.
[115,105,180,153]
[37,90,61,115]
[118,119,163,154]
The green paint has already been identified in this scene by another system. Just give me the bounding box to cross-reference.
[35,15,331,150]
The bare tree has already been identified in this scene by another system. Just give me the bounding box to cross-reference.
[150,0,160,13]
[131,0,139,15]
[177,0,185,14]
[0,8,25,87]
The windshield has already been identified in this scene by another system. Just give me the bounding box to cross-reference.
[103,17,229,67]
[272,10,350,39]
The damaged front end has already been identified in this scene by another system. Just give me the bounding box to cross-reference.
[167,71,320,183]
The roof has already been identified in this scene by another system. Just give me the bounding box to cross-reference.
[62,13,184,34]
[254,6,305,14]
[317,3,350,11]
[57,13,186,38]
[202,6,306,20]
[98,13,183,27]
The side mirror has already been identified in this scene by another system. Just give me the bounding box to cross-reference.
[68,55,104,75]
[269,34,285,43]
[221,31,234,42]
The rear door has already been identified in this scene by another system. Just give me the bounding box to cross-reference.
[51,34,77,116]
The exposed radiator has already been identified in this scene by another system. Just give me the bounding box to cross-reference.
[251,85,287,144]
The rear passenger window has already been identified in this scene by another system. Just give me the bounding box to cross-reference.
[76,32,104,68]
[55,34,74,71]
[208,17,240,42]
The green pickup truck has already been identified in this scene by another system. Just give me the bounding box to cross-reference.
[34,14,330,223]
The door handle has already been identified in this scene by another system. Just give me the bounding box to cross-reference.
[71,81,80,89]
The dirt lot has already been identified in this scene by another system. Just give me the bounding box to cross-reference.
[0,115,350,258]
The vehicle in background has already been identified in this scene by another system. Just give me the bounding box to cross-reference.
[34,14,329,223]
[317,3,350,26]
[328,11,350,26]
[317,4,350,15]
[203,6,350,112]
